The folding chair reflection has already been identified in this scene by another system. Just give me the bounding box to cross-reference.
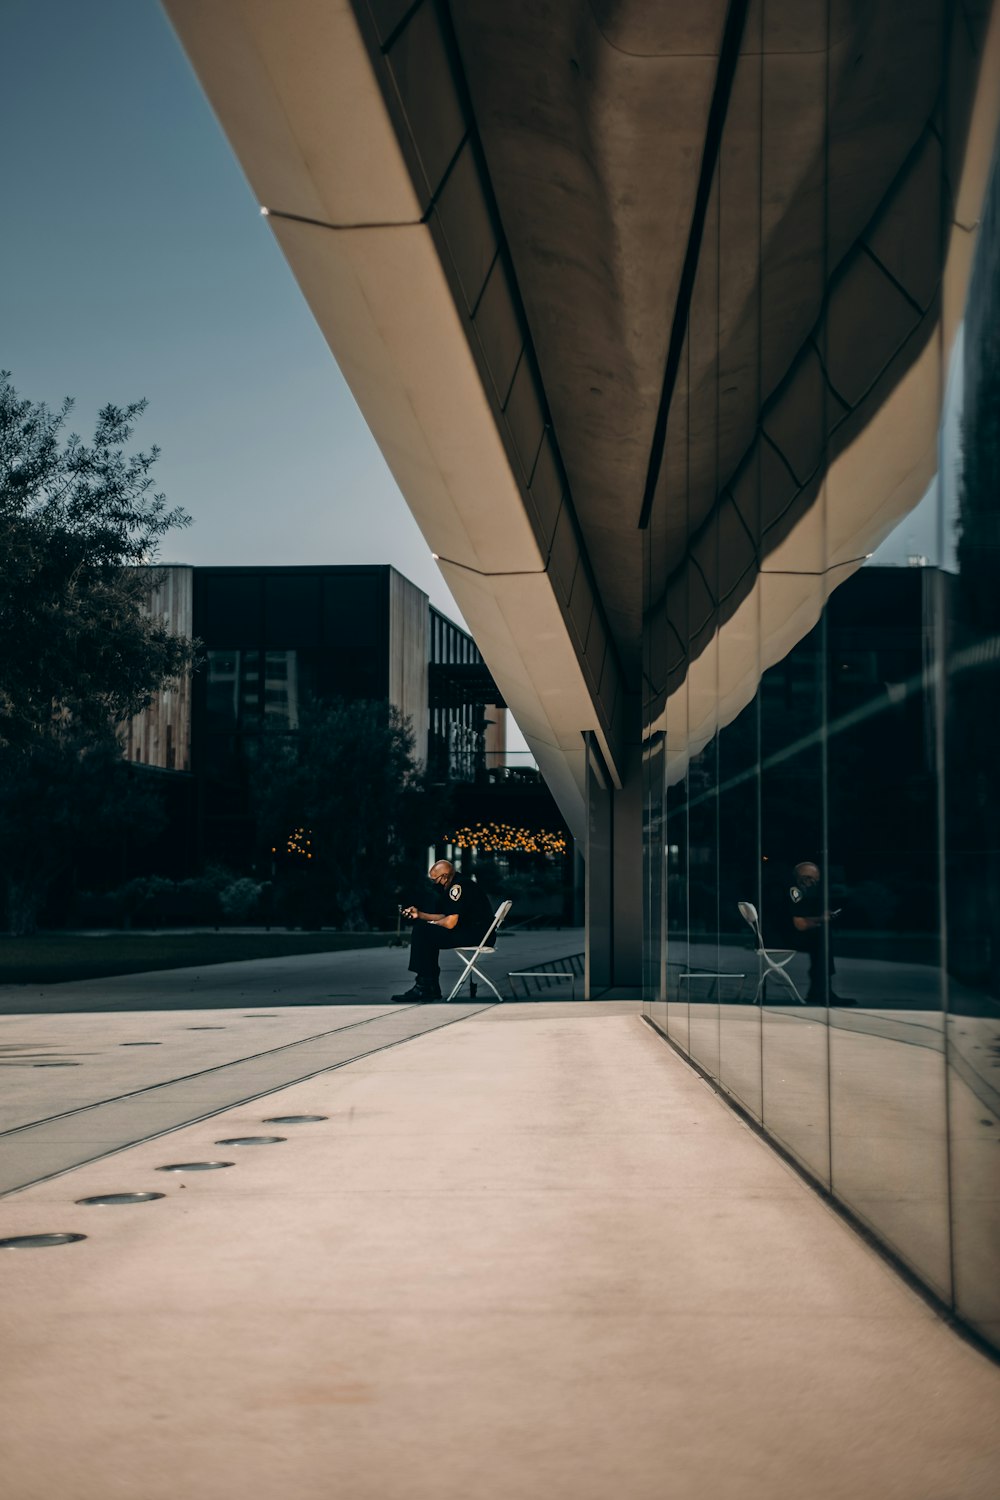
[737,901,805,1004]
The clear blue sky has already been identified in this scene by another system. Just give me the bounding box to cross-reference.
[0,0,466,621]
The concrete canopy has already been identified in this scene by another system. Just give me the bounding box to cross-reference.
[446,0,989,686]
[161,0,997,837]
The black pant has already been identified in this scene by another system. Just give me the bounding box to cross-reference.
[798,927,835,996]
[408,921,465,984]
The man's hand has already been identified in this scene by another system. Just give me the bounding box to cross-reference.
[793,912,837,931]
[404,908,459,930]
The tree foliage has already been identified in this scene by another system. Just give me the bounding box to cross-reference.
[250,698,449,929]
[0,372,194,747]
[0,374,197,931]
[0,725,169,935]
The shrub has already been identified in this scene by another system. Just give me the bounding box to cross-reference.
[219,877,263,924]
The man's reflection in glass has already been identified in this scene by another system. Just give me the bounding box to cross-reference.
[788,861,850,1004]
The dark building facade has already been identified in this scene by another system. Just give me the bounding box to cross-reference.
[127,565,527,875]
[194,565,431,869]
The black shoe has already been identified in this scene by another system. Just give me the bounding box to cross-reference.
[389,983,441,1002]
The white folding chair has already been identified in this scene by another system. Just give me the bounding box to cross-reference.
[445,900,513,1002]
[738,901,805,1004]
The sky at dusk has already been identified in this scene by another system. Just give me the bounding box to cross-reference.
[0,0,468,624]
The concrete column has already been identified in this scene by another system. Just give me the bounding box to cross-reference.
[585,733,612,994]
[584,723,643,996]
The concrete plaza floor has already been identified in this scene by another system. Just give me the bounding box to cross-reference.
[1,978,998,1497]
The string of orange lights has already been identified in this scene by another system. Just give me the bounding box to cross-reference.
[271,827,313,859]
[443,822,567,856]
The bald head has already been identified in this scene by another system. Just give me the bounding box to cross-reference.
[429,859,455,888]
[794,861,820,886]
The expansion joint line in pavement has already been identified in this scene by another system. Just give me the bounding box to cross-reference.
[0,1001,496,1199]
[0,1004,431,1138]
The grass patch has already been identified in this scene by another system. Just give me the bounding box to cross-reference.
[0,932,394,986]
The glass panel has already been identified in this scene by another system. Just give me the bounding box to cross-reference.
[665,674,690,1054]
[715,33,764,1119]
[198,573,260,642]
[263,650,299,729]
[686,633,720,1077]
[206,650,239,732]
[321,575,386,697]
[264,574,321,646]
[718,684,762,1120]
[643,729,667,1025]
[239,650,261,722]
[643,499,667,1019]
[205,648,261,732]
[683,161,722,1075]
[943,157,1000,1343]
[759,575,830,1184]
[201,735,245,815]
[825,560,951,1299]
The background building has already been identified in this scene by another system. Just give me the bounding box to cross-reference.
[194,564,437,869]
[124,565,570,904]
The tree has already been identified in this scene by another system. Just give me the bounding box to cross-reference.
[250,698,449,929]
[0,724,169,935]
[0,373,196,931]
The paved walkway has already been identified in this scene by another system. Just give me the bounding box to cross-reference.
[0,928,585,1014]
[1,1004,997,1499]
[0,1001,495,1194]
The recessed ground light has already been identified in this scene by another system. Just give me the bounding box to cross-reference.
[262,1115,328,1125]
[155,1161,235,1173]
[0,1233,87,1249]
[75,1192,166,1206]
[215,1136,286,1146]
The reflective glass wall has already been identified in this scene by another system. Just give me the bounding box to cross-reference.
[642,5,1000,1351]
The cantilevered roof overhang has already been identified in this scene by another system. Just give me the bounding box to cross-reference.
[163,0,631,840]
[162,0,1000,836]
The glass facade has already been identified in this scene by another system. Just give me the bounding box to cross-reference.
[193,568,392,866]
[642,14,1000,1352]
[190,570,503,869]
[428,607,493,782]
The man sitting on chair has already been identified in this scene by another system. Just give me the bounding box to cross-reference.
[392,860,494,1001]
